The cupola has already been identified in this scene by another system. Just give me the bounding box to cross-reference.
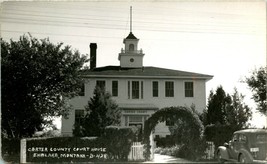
[118,7,145,68]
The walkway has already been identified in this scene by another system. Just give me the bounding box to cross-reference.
[144,153,192,163]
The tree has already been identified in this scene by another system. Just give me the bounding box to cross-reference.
[225,88,252,129]
[1,35,88,138]
[204,86,252,148]
[73,86,121,137]
[205,86,232,125]
[245,67,267,115]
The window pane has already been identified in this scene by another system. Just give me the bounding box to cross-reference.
[132,81,139,99]
[165,81,174,97]
[153,81,158,97]
[112,81,118,96]
[96,80,105,90]
[239,134,247,142]
[257,134,267,142]
[75,109,84,125]
[185,82,194,97]
[233,134,238,141]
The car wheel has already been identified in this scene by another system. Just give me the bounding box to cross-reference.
[239,154,246,163]
[217,151,225,163]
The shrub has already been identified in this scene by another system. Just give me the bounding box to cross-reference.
[154,145,181,156]
[154,137,175,147]
[2,138,20,162]
[103,126,137,161]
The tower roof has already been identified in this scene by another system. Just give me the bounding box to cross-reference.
[125,32,137,39]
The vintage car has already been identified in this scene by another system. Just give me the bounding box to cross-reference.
[217,129,267,163]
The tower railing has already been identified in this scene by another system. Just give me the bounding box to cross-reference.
[121,49,143,54]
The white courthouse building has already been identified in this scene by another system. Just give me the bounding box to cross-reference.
[61,31,213,137]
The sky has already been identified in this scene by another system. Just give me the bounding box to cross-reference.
[0,0,266,128]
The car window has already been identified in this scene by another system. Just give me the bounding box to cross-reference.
[233,134,238,142]
[239,134,247,142]
[256,134,267,142]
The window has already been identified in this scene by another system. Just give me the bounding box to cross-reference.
[96,80,105,90]
[233,134,238,142]
[78,83,85,96]
[257,134,267,142]
[239,134,247,142]
[185,82,194,97]
[152,81,158,97]
[112,81,118,97]
[165,81,174,97]
[75,109,84,125]
[132,81,139,99]
[128,81,144,99]
[129,44,134,51]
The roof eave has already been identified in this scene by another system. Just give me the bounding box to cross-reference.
[81,74,213,80]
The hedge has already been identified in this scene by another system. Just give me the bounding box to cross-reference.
[6,126,137,163]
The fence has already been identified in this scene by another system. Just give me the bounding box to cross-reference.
[128,142,145,161]
[205,141,215,159]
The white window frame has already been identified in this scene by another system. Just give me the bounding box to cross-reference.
[152,81,159,97]
[184,81,194,98]
[165,81,174,97]
[127,80,144,99]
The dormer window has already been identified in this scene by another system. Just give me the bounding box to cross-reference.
[129,44,134,51]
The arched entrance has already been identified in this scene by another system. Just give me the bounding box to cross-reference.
[143,106,205,161]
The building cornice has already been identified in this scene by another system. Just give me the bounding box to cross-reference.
[81,74,213,81]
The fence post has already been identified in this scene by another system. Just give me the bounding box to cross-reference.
[20,139,27,163]
[205,141,215,159]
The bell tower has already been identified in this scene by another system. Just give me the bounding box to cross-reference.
[118,6,145,68]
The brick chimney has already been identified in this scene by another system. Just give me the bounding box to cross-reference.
[90,43,97,70]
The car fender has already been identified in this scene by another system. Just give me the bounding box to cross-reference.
[217,146,230,160]
[239,148,254,163]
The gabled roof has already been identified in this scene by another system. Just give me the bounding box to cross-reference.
[80,66,213,80]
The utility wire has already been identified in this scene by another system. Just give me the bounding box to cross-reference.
[1,29,123,39]
[2,10,263,29]
[2,7,264,27]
